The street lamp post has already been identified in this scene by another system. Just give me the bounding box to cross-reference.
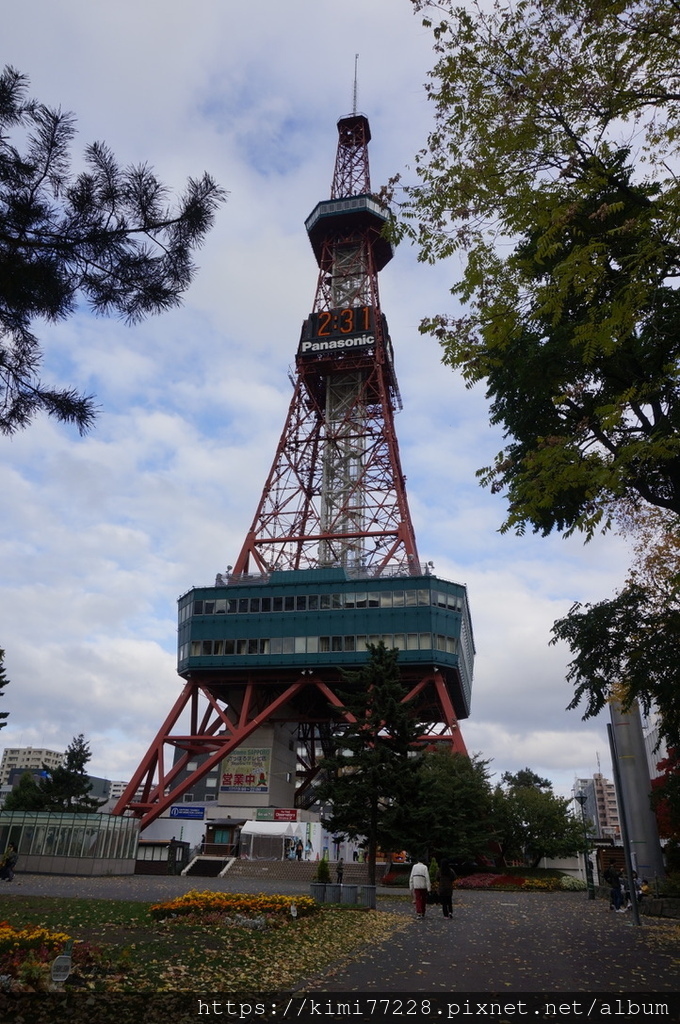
[574,791,596,900]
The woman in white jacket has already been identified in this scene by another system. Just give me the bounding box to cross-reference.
[409,858,431,918]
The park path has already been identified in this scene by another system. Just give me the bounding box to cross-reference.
[300,890,680,993]
[4,874,679,993]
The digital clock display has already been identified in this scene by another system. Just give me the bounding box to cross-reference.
[310,306,374,337]
[298,306,377,357]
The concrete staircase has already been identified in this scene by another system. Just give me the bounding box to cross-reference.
[183,855,230,877]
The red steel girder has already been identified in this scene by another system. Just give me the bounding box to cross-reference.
[113,668,466,827]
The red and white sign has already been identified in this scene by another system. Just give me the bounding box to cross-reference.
[273,808,297,822]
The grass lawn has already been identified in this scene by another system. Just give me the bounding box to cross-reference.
[0,894,408,993]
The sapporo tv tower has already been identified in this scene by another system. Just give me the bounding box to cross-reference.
[115,108,475,829]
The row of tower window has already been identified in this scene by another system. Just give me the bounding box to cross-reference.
[179,632,458,662]
[181,589,463,621]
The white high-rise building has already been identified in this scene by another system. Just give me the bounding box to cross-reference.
[0,746,64,786]
[574,773,620,840]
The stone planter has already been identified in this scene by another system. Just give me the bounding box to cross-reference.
[310,882,326,903]
[340,884,358,904]
[358,884,376,909]
[324,883,342,903]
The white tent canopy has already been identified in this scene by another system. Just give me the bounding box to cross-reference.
[240,820,304,859]
[240,821,303,838]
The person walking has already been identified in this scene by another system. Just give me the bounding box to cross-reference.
[0,842,18,882]
[409,857,431,919]
[336,857,344,884]
[439,858,456,919]
[604,861,624,912]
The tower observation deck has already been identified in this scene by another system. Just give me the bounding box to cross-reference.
[114,113,475,828]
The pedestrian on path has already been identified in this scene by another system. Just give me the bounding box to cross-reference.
[0,842,17,881]
[409,857,430,918]
[439,858,455,919]
[604,861,624,912]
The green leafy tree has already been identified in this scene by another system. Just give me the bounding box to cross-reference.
[494,771,584,868]
[398,0,680,538]
[3,770,48,811]
[0,648,8,731]
[490,783,523,868]
[315,643,425,886]
[417,750,494,864]
[552,506,680,745]
[0,65,226,434]
[38,734,103,812]
[502,768,552,793]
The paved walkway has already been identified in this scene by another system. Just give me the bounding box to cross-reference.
[2,870,336,900]
[4,875,679,993]
[303,891,680,994]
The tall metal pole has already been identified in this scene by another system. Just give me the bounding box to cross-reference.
[609,701,665,884]
[574,791,595,899]
[607,720,640,925]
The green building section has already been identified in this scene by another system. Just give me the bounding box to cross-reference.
[177,568,474,720]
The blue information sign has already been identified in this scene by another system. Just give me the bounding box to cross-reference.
[169,805,205,820]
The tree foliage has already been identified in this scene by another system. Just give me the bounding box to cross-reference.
[502,768,552,793]
[0,648,8,731]
[39,733,103,812]
[399,0,680,538]
[3,733,102,813]
[315,643,425,885]
[3,770,47,812]
[651,748,680,844]
[417,749,494,863]
[552,507,680,745]
[493,771,584,868]
[0,65,226,434]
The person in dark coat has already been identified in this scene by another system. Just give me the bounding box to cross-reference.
[439,858,456,919]
[604,861,624,912]
[0,843,18,881]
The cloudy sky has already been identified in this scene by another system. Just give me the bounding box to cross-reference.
[1,0,632,798]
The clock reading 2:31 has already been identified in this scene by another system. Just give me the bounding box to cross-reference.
[309,306,375,338]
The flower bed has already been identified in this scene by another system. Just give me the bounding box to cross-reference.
[0,921,71,955]
[455,873,502,889]
[454,873,584,892]
[0,922,75,991]
[149,889,318,922]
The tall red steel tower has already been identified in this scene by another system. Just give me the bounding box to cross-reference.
[114,113,474,829]
[234,112,417,577]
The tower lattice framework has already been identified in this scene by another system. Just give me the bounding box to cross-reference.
[114,113,473,830]
[234,113,418,577]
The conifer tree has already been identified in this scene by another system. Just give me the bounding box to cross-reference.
[38,734,103,812]
[315,643,425,885]
[0,65,225,434]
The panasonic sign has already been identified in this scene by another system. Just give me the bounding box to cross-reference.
[299,334,375,356]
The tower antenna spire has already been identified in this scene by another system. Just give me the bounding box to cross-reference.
[353,53,359,114]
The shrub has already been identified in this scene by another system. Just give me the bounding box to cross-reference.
[381,866,410,887]
[559,876,587,891]
[315,858,331,884]
[659,873,680,897]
